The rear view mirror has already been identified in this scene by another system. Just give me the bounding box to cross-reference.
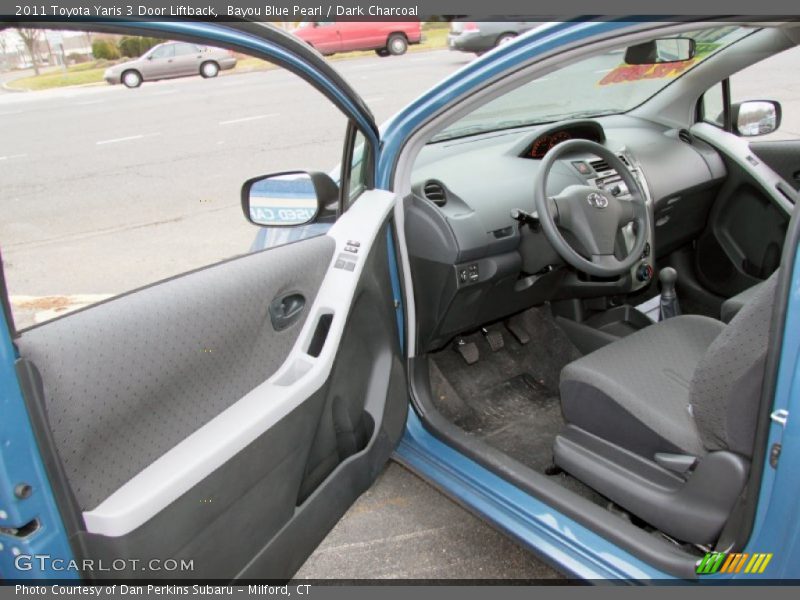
[732,100,782,137]
[624,38,696,65]
[241,171,337,227]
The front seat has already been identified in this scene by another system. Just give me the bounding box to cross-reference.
[553,270,778,545]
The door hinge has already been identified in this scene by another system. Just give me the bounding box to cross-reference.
[769,443,782,469]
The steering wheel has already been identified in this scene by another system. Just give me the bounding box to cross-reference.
[533,139,648,277]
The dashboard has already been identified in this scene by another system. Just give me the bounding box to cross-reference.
[406,116,728,351]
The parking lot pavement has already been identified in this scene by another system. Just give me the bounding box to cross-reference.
[296,462,563,580]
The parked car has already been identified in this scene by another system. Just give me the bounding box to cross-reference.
[103,41,237,88]
[4,19,800,584]
[291,21,422,56]
[448,21,540,54]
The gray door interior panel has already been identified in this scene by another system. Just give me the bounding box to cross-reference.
[17,235,335,511]
[694,157,788,298]
[16,221,407,581]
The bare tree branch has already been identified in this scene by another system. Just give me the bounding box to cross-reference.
[17,28,42,76]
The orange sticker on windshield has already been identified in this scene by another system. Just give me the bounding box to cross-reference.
[598,59,697,85]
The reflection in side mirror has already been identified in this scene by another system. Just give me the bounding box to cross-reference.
[624,38,696,65]
[241,171,338,227]
[733,100,782,137]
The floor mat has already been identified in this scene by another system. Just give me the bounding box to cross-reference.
[428,306,581,473]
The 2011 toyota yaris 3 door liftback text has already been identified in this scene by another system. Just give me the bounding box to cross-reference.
[1,18,799,582]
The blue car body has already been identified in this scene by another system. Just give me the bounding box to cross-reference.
[1,18,798,581]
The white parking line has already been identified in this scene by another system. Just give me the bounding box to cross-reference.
[594,68,614,74]
[96,133,161,145]
[0,153,27,161]
[219,113,278,126]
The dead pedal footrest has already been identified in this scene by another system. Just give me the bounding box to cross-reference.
[454,339,479,365]
[505,318,530,345]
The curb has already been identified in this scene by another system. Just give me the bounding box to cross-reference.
[1,80,28,93]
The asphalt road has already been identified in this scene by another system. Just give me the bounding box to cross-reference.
[1,39,798,579]
[0,50,471,318]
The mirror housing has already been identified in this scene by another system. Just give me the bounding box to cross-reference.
[241,170,338,228]
[732,100,782,137]
[624,38,696,65]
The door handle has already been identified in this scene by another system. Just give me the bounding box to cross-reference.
[269,293,306,331]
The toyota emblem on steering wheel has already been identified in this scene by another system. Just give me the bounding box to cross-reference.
[587,192,609,209]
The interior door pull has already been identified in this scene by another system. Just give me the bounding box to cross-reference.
[269,293,306,331]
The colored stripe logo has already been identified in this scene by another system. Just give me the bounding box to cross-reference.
[696,552,773,574]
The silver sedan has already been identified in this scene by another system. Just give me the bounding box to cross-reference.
[104,42,237,88]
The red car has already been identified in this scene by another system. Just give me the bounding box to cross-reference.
[292,21,422,56]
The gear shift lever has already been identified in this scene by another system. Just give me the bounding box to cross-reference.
[659,267,681,320]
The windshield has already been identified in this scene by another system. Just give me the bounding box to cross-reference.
[433,26,753,142]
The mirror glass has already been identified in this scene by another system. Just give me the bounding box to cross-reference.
[736,101,779,137]
[246,172,319,227]
[625,38,695,65]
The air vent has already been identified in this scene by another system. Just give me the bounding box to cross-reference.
[423,180,447,206]
[590,159,610,172]
[678,129,693,144]
[618,154,631,167]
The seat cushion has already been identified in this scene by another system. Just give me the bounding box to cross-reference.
[720,281,765,323]
[560,315,725,458]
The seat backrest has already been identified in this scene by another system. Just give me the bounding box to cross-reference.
[690,270,779,457]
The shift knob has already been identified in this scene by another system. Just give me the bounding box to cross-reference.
[658,267,681,320]
[659,267,678,299]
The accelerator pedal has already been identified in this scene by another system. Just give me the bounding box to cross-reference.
[454,338,479,365]
[505,317,530,345]
[481,327,504,352]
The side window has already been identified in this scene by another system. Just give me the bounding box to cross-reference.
[700,46,798,141]
[150,44,174,59]
[174,43,200,56]
[1,27,352,330]
[701,82,726,128]
[729,47,799,141]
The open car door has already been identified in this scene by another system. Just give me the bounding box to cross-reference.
[0,21,406,580]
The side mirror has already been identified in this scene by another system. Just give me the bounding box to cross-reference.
[732,100,782,137]
[624,38,696,65]
[241,171,338,227]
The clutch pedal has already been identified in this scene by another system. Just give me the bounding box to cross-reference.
[454,338,479,365]
[481,327,504,352]
[505,317,530,345]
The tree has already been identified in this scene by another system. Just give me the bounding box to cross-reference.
[92,39,120,60]
[17,28,41,75]
[0,33,9,70]
[118,36,159,58]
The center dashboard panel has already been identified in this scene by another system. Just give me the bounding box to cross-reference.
[406,116,726,353]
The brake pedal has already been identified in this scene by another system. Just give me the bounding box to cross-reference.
[505,318,530,345]
[454,338,479,365]
[481,327,504,352]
